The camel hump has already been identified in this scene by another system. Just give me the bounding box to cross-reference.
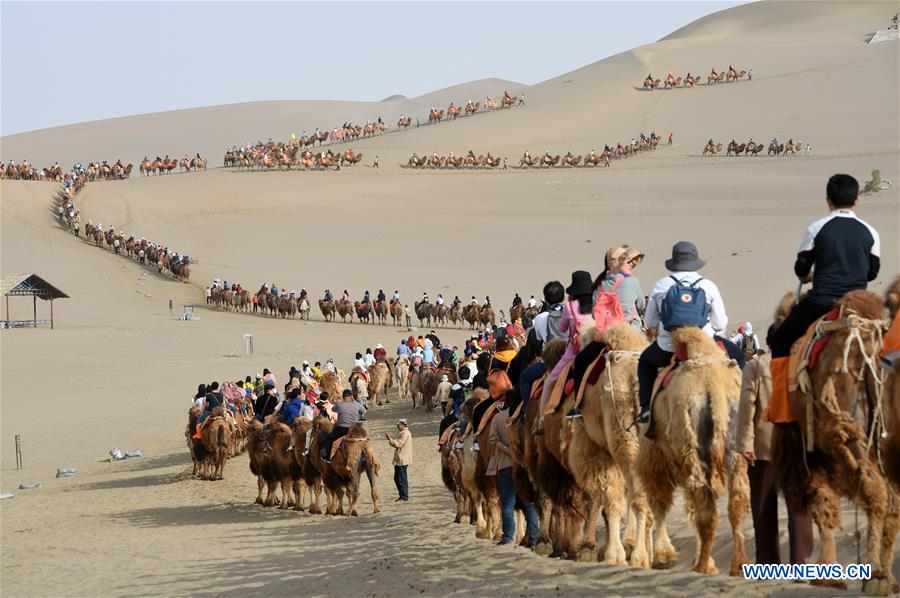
[347,423,368,438]
[671,326,722,359]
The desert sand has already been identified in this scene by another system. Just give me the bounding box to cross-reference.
[1,1,898,595]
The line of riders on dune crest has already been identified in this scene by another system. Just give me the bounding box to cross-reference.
[643,66,752,90]
[221,91,526,170]
[703,137,806,156]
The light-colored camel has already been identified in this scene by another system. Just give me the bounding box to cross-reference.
[567,324,652,567]
[389,300,404,325]
[319,298,335,321]
[776,290,897,593]
[368,361,392,406]
[703,143,724,156]
[336,299,353,323]
[395,355,411,399]
[636,327,742,575]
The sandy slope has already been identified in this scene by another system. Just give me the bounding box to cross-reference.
[2,1,899,595]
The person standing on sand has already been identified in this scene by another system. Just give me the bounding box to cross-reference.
[488,393,539,547]
[386,419,411,501]
[404,305,412,329]
[735,323,812,565]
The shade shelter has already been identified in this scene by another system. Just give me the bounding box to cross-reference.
[1,273,69,329]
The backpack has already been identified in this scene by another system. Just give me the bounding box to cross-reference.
[743,334,759,359]
[545,304,565,342]
[487,368,512,399]
[660,276,710,331]
[593,277,626,340]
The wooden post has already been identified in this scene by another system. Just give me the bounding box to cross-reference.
[50,297,54,330]
[4,294,8,328]
[33,295,37,327]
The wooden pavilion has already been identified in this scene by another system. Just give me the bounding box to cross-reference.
[1,273,69,329]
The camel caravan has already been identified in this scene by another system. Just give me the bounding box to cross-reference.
[52,169,193,283]
[519,135,663,169]
[703,138,804,157]
[2,160,75,182]
[642,66,751,90]
[433,230,899,594]
[223,142,362,172]
[406,151,502,169]
[188,365,382,517]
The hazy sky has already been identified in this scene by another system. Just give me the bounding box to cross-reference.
[1,1,744,135]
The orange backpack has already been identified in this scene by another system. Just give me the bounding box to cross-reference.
[487,368,512,399]
[592,278,625,341]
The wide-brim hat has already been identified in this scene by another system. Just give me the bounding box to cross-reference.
[565,270,593,296]
[605,247,627,271]
[665,241,705,272]
[623,248,645,268]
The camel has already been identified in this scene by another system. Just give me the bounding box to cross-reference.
[390,300,404,326]
[774,290,897,593]
[448,303,464,327]
[258,423,305,510]
[563,154,583,167]
[288,418,325,513]
[398,116,411,129]
[707,71,726,85]
[726,141,746,156]
[318,298,335,321]
[485,96,498,111]
[415,301,434,327]
[703,143,724,156]
[373,300,388,325]
[336,299,354,323]
[643,78,661,90]
[191,407,231,480]
[407,156,428,168]
[462,304,479,329]
[319,370,344,401]
[465,101,480,115]
[440,423,473,524]
[342,152,363,165]
[567,324,652,567]
[478,305,495,328]
[767,142,784,156]
[368,361,393,406]
[745,141,763,156]
[428,108,445,124]
[354,301,373,324]
[308,418,380,516]
[784,140,803,155]
[683,74,702,87]
[395,355,411,399]
[460,391,502,539]
[726,69,747,82]
[519,155,538,168]
[664,76,682,89]
[539,154,561,168]
[636,327,742,575]
[246,420,280,505]
[502,95,517,107]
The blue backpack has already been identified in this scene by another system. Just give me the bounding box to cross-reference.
[660,276,710,331]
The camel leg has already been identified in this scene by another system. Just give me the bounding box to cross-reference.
[367,457,380,514]
[473,493,489,539]
[623,509,637,558]
[264,481,278,507]
[727,454,751,576]
[687,484,719,575]
[577,492,603,563]
[808,481,847,590]
[876,493,900,594]
[534,495,555,557]
[642,441,679,568]
[600,477,628,565]
[293,480,306,512]
[334,487,345,516]
[628,493,652,569]
[278,480,293,510]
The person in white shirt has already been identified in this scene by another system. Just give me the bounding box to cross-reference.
[354,352,367,371]
[532,281,566,345]
[636,241,742,423]
[526,295,537,309]
[436,294,444,306]
[363,349,376,368]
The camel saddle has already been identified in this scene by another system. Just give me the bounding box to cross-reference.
[573,350,609,408]
[330,434,368,459]
[474,401,499,437]
[439,422,459,446]
[542,362,577,416]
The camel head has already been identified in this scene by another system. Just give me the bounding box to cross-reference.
[885,276,900,320]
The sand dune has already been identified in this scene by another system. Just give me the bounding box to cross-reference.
[2,1,899,595]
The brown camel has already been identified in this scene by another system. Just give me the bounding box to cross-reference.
[319,298,335,321]
[478,305,496,328]
[462,304,479,329]
[461,389,502,540]
[415,301,434,327]
[247,420,279,505]
[373,300,388,325]
[390,300,404,326]
[319,370,344,400]
[774,290,897,593]
[636,327,742,574]
[727,142,746,156]
[643,78,661,90]
[703,143,724,156]
[309,418,380,516]
[258,422,304,510]
[354,301,373,324]
[336,299,354,323]
[440,423,473,524]
[194,407,231,480]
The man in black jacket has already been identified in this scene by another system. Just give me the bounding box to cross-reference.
[254,382,279,421]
